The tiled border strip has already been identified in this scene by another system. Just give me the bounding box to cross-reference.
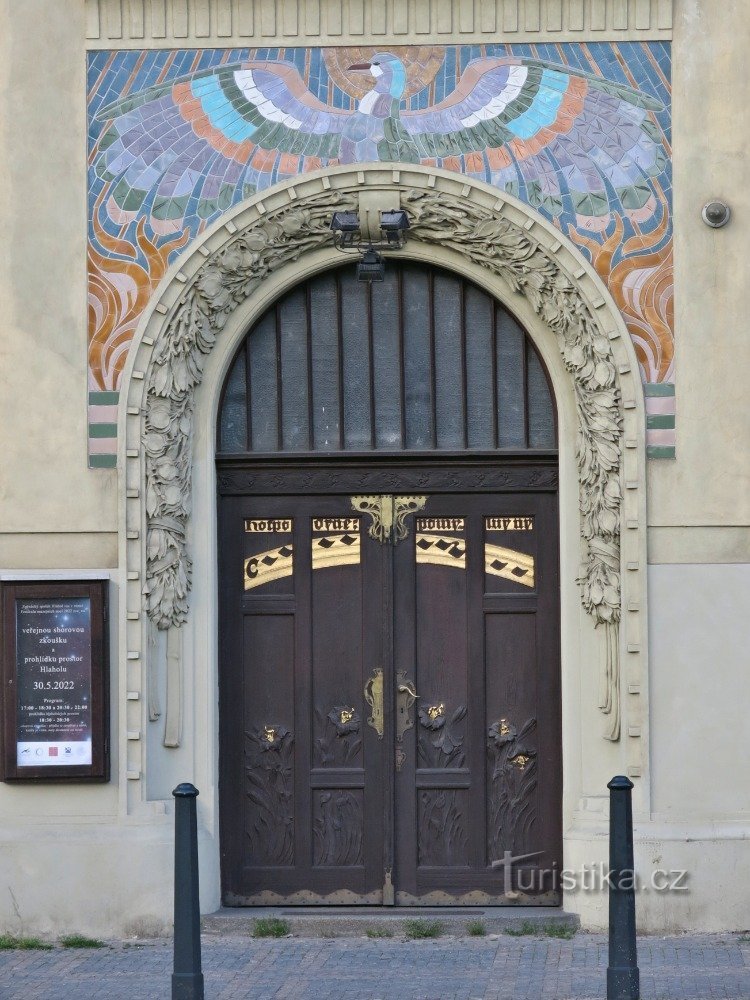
[645,382,675,459]
[89,390,119,468]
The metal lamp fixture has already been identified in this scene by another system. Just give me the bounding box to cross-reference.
[356,246,385,282]
[330,209,410,281]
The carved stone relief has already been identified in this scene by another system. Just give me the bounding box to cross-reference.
[139,176,624,742]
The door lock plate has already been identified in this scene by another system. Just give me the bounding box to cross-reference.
[364,668,384,739]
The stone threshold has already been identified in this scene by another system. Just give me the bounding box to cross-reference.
[202,906,580,938]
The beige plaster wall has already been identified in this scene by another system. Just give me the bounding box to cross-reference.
[648,0,750,541]
[0,0,117,568]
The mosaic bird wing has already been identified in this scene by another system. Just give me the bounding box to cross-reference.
[94,62,350,234]
[402,58,666,227]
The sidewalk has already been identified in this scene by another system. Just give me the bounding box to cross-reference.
[1,932,749,999]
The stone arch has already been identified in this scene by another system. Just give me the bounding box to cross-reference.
[117,166,649,815]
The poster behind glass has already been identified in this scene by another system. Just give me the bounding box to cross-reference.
[1,580,109,782]
[15,597,93,767]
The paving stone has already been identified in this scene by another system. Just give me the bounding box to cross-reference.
[0,933,748,999]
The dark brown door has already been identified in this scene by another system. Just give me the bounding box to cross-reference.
[218,463,561,905]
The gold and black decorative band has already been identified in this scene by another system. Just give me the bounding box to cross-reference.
[415,533,466,570]
[311,530,361,571]
[244,544,294,590]
[484,544,535,587]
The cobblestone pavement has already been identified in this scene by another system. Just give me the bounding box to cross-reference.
[1,933,749,999]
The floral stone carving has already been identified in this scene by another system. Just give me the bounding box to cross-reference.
[141,180,622,741]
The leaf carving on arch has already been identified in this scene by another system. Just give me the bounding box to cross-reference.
[140,178,623,740]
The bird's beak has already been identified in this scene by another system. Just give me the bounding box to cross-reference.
[347,63,372,71]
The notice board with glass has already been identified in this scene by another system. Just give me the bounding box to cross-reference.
[1,580,109,781]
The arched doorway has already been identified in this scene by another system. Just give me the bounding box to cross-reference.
[216,260,561,906]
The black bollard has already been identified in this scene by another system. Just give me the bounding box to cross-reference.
[607,775,640,1000]
[172,783,204,1000]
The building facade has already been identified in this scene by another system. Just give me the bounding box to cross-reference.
[0,0,748,935]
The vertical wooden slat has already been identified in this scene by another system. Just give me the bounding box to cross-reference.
[502,0,518,32]
[436,0,452,33]
[459,0,474,32]
[216,0,232,35]
[522,336,530,449]
[480,0,496,32]
[491,305,499,450]
[591,0,606,29]
[348,0,364,34]
[85,0,102,38]
[172,0,188,37]
[374,0,389,34]
[244,336,253,452]
[305,0,320,34]
[460,280,469,450]
[306,281,314,451]
[397,268,406,449]
[658,0,672,29]
[326,0,343,34]
[547,0,562,30]
[336,273,345,451]
[194,0,211,36]
[428,271,437,449]
[238,0,255,35]
[106,0,123,38]
[635,0,650,28]
[525,0,540,31]
[568,0,584,31]
[261,0,276,35]
[275,302,283,451]
[613,0,628,29]
[150,0,167,36]
[283,0,298,35]
[129,0,145,36]
[415,0,431,32]
[367,283,376,450]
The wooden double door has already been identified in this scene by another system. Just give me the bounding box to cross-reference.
[218,462,561,905]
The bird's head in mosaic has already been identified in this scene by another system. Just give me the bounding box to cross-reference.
[347,52,408,99]
[323,46,444,102]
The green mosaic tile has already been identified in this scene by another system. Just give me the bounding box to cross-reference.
[89,454,117,469]
[88,423,118,439]
[89,391,120,405]
[644,382,675,396]
[646,414,676,429]
[647,445,676,460]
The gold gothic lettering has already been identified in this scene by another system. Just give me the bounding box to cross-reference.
[244,518,293,533]
[415,517,465,533]
[312,517,359,533]
[484,516,534,532]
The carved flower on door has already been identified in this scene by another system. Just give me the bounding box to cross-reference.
[328,706,361,736]
[418,703,466,767]
[315,706,362,766]
[418,703,446,730]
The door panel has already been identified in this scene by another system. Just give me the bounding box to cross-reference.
[391,492,559,904]
[220,495,386,904]
[219,466,561,906]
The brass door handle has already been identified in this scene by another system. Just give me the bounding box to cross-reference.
[396,672,419,743]
[397,680,419,699]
